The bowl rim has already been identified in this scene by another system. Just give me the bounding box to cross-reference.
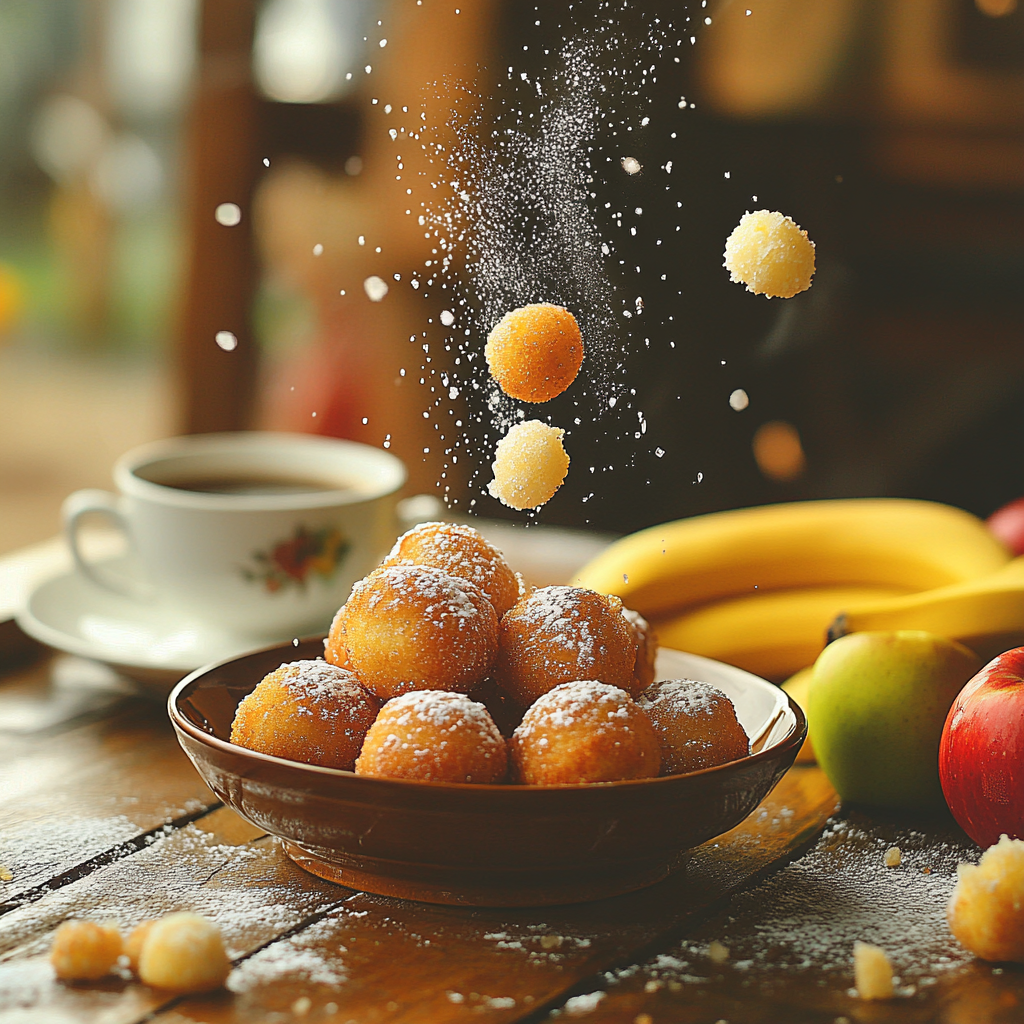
[168,638,807,794]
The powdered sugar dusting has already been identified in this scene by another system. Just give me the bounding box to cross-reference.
[382,689,503,739]
[351,564,488,623]
[637,678,729,721]
[517,680,634,737]
[357,690,507,782]
[383,522,518,616]
[269,660,367,705]
[228,916,348,993]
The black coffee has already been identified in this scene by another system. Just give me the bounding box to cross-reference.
[162,475,350,496]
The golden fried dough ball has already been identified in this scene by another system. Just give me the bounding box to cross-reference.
[50,920,123,981]
[323,603,354,670]
[636,679,749,775]
[948,835,1024,963]
[622,607,658,695]
[382,521,520,618]
[355,690,508,783]
[137,913,231,992]
[230,660,379,770]
[337,565,498,700]
[485,303,583,403]
[125,921,155,974]
[509,681,661,785]
[495,585,638,707]
[724,210,815,298]
[488,420,569,510]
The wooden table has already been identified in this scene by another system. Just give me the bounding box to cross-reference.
[1,530,1021,1023]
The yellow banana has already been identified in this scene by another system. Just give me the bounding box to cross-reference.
[781,666,816,763]
[653,585,911,682]
[574,499,1008,620]
[832,557,1024,662]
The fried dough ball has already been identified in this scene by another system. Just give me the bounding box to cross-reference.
[623,607,658,695]
[948,835,1024,963]
[382,521,520,618]
[509,681,661,785]
[323,603,354,670]
[495,585,638,707]
[485,303,583,403]
[137,912,231,992]
[355,690,508,783]
[230,660,379,770]
[724,210,815,299]
[336,565,499,700]
[125,920,155,974]
[636,679,749,775]
[488,420,569,510]
[50,920,123,981]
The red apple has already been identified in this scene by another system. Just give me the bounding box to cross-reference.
[987,498,1024,556]
[939,647,1024,848]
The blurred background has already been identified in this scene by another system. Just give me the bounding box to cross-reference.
[0,0,1021,554]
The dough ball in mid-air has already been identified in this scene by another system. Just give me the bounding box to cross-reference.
[723,210,815,298]
[488,419,569,510]
[485,302,583,403]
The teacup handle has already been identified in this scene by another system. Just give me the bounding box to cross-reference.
[62,489,153,601]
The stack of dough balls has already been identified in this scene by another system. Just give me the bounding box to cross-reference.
[228,521,751,786]
[485,303,581,510]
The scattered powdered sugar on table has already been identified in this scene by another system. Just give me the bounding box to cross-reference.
[604,811,977,997]
[228,916,348,992]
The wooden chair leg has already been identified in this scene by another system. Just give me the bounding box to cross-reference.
[176,0,260,435]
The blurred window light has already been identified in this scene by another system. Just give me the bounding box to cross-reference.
[254,0,372,103]
[106,0,198,118]
[91,133,163,212]
[30,94,109,184]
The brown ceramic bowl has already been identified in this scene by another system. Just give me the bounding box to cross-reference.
[169,639,805,907]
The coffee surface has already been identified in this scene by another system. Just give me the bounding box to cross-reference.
[158,474,350,496]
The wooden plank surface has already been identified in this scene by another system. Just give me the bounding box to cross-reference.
[0,766,836,1023]
[571,807,1024,1024]
[0,656,217,911]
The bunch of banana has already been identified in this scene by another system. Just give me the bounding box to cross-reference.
[573,499,1015,681]
[830,556,1024,664]
[655,585,911,682]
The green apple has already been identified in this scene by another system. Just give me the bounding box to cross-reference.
[807,631,981,809]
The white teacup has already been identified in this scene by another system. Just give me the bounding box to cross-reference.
[62,432,406,638]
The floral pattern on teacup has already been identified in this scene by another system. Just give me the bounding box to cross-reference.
[242,525,350,593]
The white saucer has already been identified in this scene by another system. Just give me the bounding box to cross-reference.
[17,561,289,695]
